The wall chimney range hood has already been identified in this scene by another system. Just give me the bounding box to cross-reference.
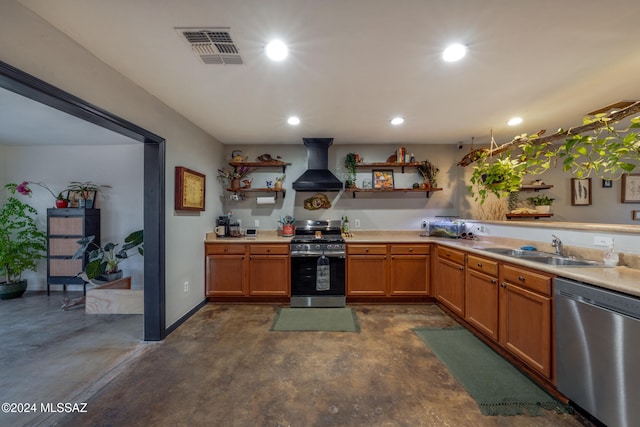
[292,138,344,191]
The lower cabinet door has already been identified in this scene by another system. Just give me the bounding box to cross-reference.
[248,255,289,296]
[206,255,246,296]
[435,257,465,317]
[465,268,499,341]
[347,255,387,295]
[389,255,430,295]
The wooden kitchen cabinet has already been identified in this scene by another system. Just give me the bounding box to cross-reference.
[499,263,554,379]
[389,244,430,295]
[347,245,387,295]
[248,244,289,296]
[205,243,247,296]
[465,254,499,341]
[434,246,466,317]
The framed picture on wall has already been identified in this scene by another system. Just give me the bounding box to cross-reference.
[602,179,613,188]
[571,178,592,206]
[372,170,394,189]
[621,173,640,203]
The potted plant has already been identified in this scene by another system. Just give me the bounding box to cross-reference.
[0,183,48,299]
[217,167,254,190]
[15,180,70,208]
[278,215,295,237]
[469,155,526,204]
[528,194,555,213]
[416,159,439,189]
[66,181,111,208]
[72,229,143,282]
[344,153,358,188]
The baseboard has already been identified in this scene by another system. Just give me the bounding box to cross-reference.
[164,299,207,336]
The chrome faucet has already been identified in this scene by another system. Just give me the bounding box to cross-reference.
[551,234,563,256]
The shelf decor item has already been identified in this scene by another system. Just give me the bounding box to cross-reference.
[372,170,394,189]
[176,166,206,211]
[571,178,592,206]
[622,174,640,203]
[528,194,555,213]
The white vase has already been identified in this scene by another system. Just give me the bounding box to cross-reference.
[536,205,551,213]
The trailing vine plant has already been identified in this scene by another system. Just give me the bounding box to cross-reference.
[468,114,640,204]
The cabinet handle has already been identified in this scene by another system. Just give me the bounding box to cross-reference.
[224,248,228,252]
[518,275,525,282]
[446,252,451,257]
[501,282,507,288]
[267,249,271,253]
[409,248,413,252]
[458,266,464,271]
[365,248,369,252]
[491,279,498,284]
[391,256,395,260]
[477,262,483,267]
[249,255,253,260]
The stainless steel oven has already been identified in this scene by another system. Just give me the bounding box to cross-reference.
[290,220,346,307]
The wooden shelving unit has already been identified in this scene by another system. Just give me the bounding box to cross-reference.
[227,187,286,199]
[229,161,290,173]
[355,161,421,173]
[506,213,553,220]
[519,184,554,192]
[345,187,442,198]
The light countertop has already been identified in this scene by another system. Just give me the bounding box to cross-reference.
[205,230,640,298]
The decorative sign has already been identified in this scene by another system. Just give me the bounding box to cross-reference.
[175,166,205,211]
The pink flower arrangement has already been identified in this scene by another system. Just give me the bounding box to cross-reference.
[15,181,67,200]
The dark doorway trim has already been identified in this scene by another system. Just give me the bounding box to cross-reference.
[0,60,167,341]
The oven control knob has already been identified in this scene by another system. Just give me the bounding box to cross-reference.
[314,244,321,250]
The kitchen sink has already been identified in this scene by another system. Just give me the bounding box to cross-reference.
[477,247,548,257]
[518,256,604,267]
[476,247,607,267]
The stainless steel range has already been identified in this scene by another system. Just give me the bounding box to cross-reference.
[290,220,346,307]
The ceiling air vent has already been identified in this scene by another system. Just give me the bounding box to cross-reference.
[175,27,243,65]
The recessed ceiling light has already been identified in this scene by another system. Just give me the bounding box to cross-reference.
[442,43,467,62]
[507,117,523,126]
[390,117,404,125]
[265,40,288,61]
[287,116,300,125]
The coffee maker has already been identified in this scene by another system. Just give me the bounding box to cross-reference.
[216,216,230,237]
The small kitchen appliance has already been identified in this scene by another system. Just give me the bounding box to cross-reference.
[216,216,230,237]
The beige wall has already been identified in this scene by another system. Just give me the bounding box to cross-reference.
[1,1,224,327]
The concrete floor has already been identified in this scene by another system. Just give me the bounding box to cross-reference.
[0,297,591,427]
[0,291,146,427]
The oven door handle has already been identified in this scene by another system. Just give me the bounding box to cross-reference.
[291,253,345,258]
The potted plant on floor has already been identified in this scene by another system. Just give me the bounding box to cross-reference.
[0,183,48,299]
[72,229,143,282]
[528,194,555,213]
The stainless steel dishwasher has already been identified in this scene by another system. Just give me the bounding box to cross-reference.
[555,277,640,427]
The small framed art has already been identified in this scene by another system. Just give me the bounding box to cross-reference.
[622,174,640,203]
[602,179,613,188]
[372,170,394,189]
[571,178,591,206]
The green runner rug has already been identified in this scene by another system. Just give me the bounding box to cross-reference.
[271,307,360,332]
[413,326,570,416]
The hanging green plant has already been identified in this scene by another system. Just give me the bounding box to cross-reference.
[469,154,526,204]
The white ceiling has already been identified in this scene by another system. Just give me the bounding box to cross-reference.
[14,0,640,146]
[0,87,137,146]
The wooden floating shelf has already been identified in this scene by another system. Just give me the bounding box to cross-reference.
[519,184,554,191]
[345,187,443,198]
[355,162,422,173]
[505,213,553,219]
[227,188,286,199]
[229,161,291,173]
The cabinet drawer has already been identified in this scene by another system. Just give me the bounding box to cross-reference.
[437,246,465,265]
[49,259,83,276]
[502,264,552,296]
[206,244,246,255]
[49,238,81,256]
[467,254,498,277]
[249,244,289,255]
[390,244,430,255]
[49,217,83,235]
[348,245,387,255]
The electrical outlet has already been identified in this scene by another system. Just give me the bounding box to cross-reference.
[354,219,361,228]
[421,220,428,229]
[183,281,189,293]
[594,236,613,247]
[255,219,260,227]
